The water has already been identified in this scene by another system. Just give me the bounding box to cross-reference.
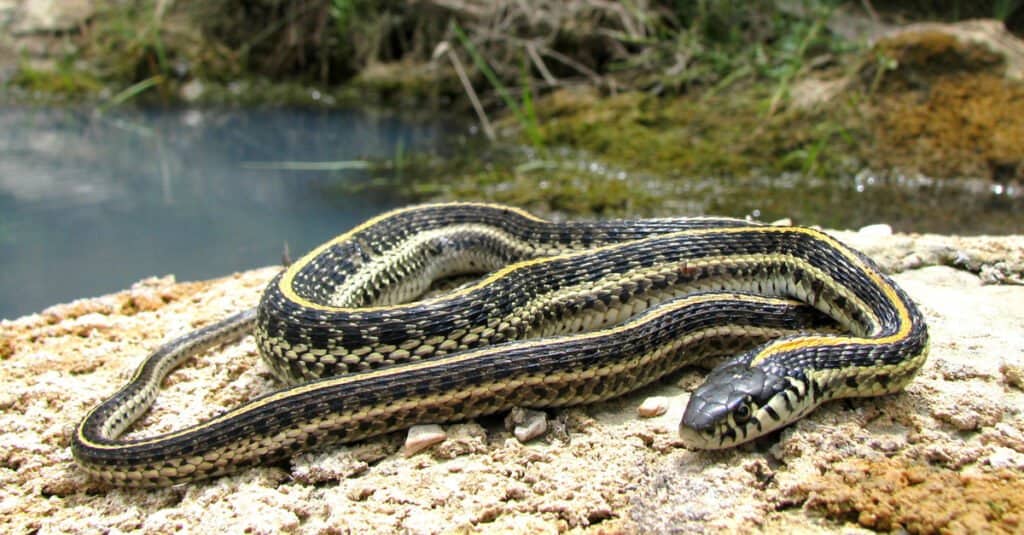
[2,107,1021,320]
[0,107,450,320]
[670,172,1023,234]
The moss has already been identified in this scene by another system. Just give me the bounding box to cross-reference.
[346,61,460,108]
[375,159,659,218]
[530,87,869,180]
[9,60,104,99]
[435,167,661,217]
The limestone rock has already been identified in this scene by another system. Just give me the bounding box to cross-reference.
[9,0,96,34]
[1,233,1023,532]
[872,19,1024,82]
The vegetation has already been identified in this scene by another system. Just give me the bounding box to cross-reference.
[6,1,1020,107]
[3,0,1022,204]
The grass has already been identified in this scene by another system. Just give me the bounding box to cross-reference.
[97,75,162,111]
[451,21,544,148]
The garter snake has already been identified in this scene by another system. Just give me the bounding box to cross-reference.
[72,203,929,487]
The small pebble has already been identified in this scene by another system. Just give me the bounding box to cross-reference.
[979,264,1006,285]
[403,424,447,456]
[637,396,669,418]
[505,408,548,442]
[858,223,892,237]
[1000,363,1024,390]
[769,218,793,226]
[987,447,1024,470]
[900,253,924,271]
[127,288,165,312]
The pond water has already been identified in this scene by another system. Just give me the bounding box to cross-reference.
[1,107,1020,320]
[0,107,450,320]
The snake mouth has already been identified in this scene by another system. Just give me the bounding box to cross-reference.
[677,420,741,449]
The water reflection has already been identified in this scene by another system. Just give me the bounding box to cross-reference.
[0,107,451,319]
[691,172,1022,234]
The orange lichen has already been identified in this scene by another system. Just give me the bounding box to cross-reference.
[788,457,1024,533]
[869,73,1024,179]
[0,337,14,360]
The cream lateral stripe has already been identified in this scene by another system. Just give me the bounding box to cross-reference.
[276,203,739,313]
[747,229,912,365]
[91,324,784,483]
[279,202,548,310]
[327,223,534,306]
[76,292,783,450]
[80,310,257,438]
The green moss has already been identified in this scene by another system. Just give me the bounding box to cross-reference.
[531,87,869,180]
[10,59,103,98]
[325,144,662,218]
[867,30,1007,93]
[346,61,459,108]
[435,167,661,217]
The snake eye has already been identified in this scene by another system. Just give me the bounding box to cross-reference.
[733,404,752,424]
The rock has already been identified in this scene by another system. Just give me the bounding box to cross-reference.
[180,78,205,102]
[9,0,96,34]
[870,19,1024,82]
[637,396,669,418]
[789,78,849,110]
[1001,362,1024,390]
[505,407,548,442]
[858,223,893,237]
[432,422,488,459]
[290,451,370,485]
[402,424,447,456]
[1,233,1023,532]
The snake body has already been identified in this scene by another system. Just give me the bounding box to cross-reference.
[72,203,929,487]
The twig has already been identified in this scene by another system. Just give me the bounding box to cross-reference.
[434,41,496,141]
[526,42,558,86]
[281,242,292,267]
[538,46,604,86]
[860,0,880,23]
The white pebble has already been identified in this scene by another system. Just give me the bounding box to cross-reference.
[403,424,447,456]
[637,396,669,417]
[505,408,548,442]
[857,223,893,237]
[987,447,1024,470]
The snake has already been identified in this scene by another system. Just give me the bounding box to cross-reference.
[72,203,929,487]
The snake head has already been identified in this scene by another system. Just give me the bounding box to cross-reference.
[678,363,793,449]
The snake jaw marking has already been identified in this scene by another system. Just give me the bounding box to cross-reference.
[71,202,928,487]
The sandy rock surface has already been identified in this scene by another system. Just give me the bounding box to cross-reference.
[1,230,1023,533]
